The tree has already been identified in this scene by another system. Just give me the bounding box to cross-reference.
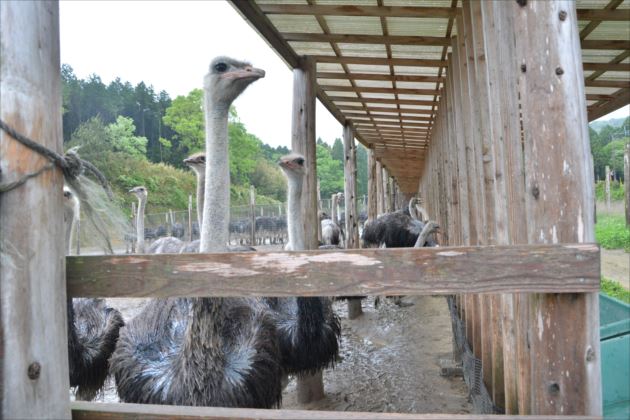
[317,143,344,198]
[162,89,205,164]
[107,116,148,159]
[228,110,262,184]
[356,143,368,197]
[331,137,344,162]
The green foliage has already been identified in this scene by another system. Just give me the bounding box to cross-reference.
[601,277,630,304]
[595,180,626,201]
[356,143,368,197]
[228,113,262,184]
[317,143,344,199]
[107,116,148,159]
[589,117,629,181]
[595,214,630,252]
[162,89,204,162]
[331,138,344,162]
[250,160,287,202]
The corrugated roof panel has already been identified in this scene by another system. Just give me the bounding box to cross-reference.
[383,0,454,6]
[317,62,345,72]
[581,49,624,63]
[317,78,353,87]
[585,86,623,95]
[391,44,444,58]
[315,0,378,5]
[325,16,383,35]
[396,81,440,89]
[347,63,391,73]
[386,17,449,37]
[576,0,629,8]
[354,79,394,88]
[288,41,336,55]
[256,0,308,4]
[268,14,323,33]
[337,43,388,57]
[399,104,434,110]
[586,21,630,41]
[335,101,368,107]
[361,92,396,99]
[324,91,359,97]
[398,93,437,100]
[394,66,440,76]
[599,71,630,80]
[366,103,398,109]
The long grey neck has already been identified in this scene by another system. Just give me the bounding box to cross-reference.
[136,197,146,253]
[331,194,338,223]
[196,170,205,229]
[200,97,230,253]
[287,175,305,251]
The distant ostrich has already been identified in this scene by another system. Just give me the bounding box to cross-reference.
[275,153,341,403]
[321,192,342,246]
[362,197,437,248]
[129,186,185,253]
[110,56,282,408]
[63,186,124,400]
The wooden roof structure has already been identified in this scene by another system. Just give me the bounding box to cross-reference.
[230,0,630,193]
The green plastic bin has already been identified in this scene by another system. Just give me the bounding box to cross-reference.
[600,293,630,419]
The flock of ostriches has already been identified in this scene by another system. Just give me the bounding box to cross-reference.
[64,57,440,408]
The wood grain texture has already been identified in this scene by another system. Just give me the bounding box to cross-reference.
[66,244,599,298]
[70,401,601,420]
[0,2,71,418]
[343,123,360,248]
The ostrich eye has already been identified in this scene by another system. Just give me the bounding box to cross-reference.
[214,62,228,73]
[295,158,304,165]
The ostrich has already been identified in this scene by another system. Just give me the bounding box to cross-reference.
[110,57,282,408]
[63,186,124,400]
[274,153,341,403]
[321,192,342,246]
[129,186,185,254]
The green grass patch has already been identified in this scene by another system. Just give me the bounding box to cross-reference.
[601,277,630,304]
[595,214,630,252]
[595,180,625,202]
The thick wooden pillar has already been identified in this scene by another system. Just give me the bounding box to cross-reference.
[343,123,359,249]
[376,160,384,215]
[0,1,71,418]
[367,148,378,222]
[625,143,630,226]
[512,1,601,415]
[291,55,318,250]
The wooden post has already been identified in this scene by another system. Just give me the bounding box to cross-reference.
[605,165,611,210]
[0,1,71,418]
[383,167,392,213]
[188,194,193,242]
[376,160,384,215]
[367,148,378,222]
[343,123,359,249]
[512,1,601,415]
[291,55,318,250]
[131,202,137,253]
[249,185,256,247]
[168,209,174,237]
[316,179,322,243]
[625,143,629,226]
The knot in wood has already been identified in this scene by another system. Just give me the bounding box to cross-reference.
[586,346,596,362]
[27,362,41,380]
[555,67,564,76]
[558,10,567,21]
[548,382,560,396]
[531,184,540,199]
[516,0,527,6]
[520,64,527,73]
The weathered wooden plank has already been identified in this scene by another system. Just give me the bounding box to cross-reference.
[70,401,601,420]
[291,56,318,250]
[344,123,360,248]
[367,148,378,222]
[66,244,599,298]
[0,2,71,418]
[512,1,602,415]
[321,85,440,97]
[283,33,452,47]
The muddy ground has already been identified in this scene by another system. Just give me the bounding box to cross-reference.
[92,295,471,414]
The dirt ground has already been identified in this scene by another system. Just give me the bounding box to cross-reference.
[92,295,471,414]
[601,248,630,290]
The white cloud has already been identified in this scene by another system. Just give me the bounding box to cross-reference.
[59,0,343,148]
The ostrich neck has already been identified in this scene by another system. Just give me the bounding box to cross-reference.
[331,194,338,223]
[64,205,75,255]
[196,170,205,228]
[287,175,305,251]
[200,98,230,253]
[136,196,146,253]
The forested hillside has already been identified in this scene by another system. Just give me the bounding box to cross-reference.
[589,116,628,181]
[61,65,366,212]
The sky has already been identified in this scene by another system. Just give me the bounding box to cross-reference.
[60,1,628,149]
[59,0,343,148]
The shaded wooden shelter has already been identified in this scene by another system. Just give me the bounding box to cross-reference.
[1,0,628,419]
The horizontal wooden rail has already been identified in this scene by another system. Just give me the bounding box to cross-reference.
[66,244,599,298]
[70,401,600,420]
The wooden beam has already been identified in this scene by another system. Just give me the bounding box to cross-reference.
[580,39,630,49]
[0,2,71,418]
[66,244,599,298]
[314,55,447,67]
[329,96,436,106]
[577,8,630,21]
[291,56,318,250]
[71,401,601,420]
[317,72,446,83]
[345,113,433,122]
[284,33,452,47]
[339,105,435,115]
[583,79,630,88]
[587,88,630,121]
[580,0,623,40]
[321,85,439,96]
[582,62,630,72]
[228,0,299,68]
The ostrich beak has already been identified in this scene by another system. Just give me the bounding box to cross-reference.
[227,66,265,81]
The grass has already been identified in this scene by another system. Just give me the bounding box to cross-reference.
[595,180,625,202]
[601,277,630,304]
[595,214,630,252]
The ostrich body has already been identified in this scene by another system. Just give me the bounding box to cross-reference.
[274,154,341,401]
[130,186,185,254]
[63,186,124,400]
[111,57,282,408]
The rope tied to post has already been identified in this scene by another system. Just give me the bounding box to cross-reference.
[0,118,113,198]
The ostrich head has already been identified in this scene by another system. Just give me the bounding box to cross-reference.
[129,186,148,201]
[183,152,206,175]
[203,56,265,106]
[278,153,305,181]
